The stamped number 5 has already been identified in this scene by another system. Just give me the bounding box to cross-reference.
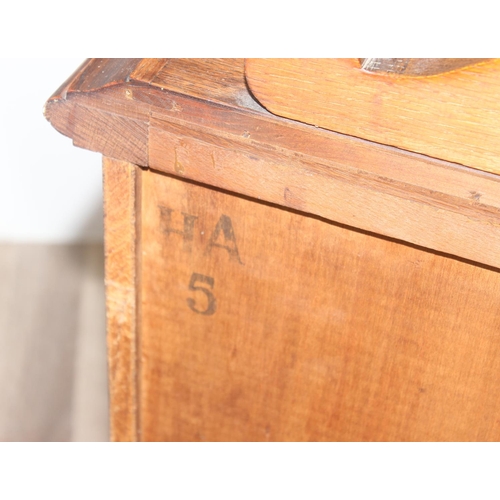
[187,273,217,315]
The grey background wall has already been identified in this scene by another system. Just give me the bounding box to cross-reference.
[0,59,108,441]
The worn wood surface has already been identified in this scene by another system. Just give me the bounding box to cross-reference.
[44,60,500,441]
[359,58,491,76]
[245,58,500,174]
[103,157,141,441]
[44,59,500,269]
[149,117,500,270]
[138,168,500,441]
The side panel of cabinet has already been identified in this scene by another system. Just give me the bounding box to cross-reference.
[103,157,141,442]
[137,168,500,441]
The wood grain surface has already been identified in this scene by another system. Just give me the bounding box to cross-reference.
[45,60,500,441]
[103,158,141,441]
[359,58,491,76]
[44,59,500,269]
[138,168,500,441]
[245,58,500,175]
[149,117,500,270]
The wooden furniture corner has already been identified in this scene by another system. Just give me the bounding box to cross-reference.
[45,58,500,441]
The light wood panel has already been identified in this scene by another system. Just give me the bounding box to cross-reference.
[138,168,500,441]
[103,158,141,442]
[245,58,500,174]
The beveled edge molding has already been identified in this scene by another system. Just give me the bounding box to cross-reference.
[45,59,500,269]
